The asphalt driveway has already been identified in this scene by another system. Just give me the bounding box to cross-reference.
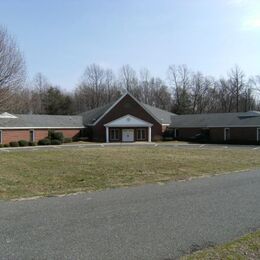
[0,170,259,259]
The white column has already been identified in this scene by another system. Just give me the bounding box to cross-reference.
[106,127,109,143]
[148,126,152,142]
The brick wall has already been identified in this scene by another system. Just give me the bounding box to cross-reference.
[176,128,202,140]
[0,129,81,144]
[172,127,259,144]
[2,130,30,144]
[92,94,163,142]
[210,127,258,144]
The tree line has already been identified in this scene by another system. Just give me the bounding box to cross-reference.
[1,26,260,115]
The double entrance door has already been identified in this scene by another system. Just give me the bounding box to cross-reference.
[122,129,134,142]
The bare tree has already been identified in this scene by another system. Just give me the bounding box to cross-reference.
[229,66,245,112]
[190,73,213,113]
[149,77,172,110]
[168,65,191,114]
[30,73,49,114]
[0,26,26,111]
[104,69,121,103]
[119,64,138,92]
[75,64,122,111]
[138,68,149,102]
[78,64,106,109]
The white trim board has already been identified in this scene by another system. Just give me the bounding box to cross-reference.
[104,114,153,127]
[224,128,230,141]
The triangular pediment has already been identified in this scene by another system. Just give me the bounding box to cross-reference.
[0,112,17,119]
[88,92,162,126]
[104,114,153,127]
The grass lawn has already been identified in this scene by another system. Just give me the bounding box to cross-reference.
[0,146,260,199]
[181,230,260,259]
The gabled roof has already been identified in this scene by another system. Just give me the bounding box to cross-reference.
[142,104,175,124]
[81,102,114,125]
[0,114,84,129]
[82,93,176,126]
[170,111,260,128]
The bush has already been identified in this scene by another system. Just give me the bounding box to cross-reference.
[162,128,174,141]
[9,141,19,147]
[0,144,4,148]
[18,140,29,147]
[4,144,9,147]
[63,137,72,143]
[48,131,64,142]
[28,141,37,146]
[51,139,62,145]
[38,139,51,146]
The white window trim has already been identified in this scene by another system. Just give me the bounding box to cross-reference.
[30,129,35,142]
[136,128,146,141]
[110,129,120,141]
[257,128,260,142]
[0,130,2,144]
[224,128,230,141]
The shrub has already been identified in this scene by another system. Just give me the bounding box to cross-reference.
[28,141,37,146]
[48,131,64,142]
[63,137,72,143]
[162,128,174,141]
[0,144,4,148]
[18,140,29,147]
[4,144,9,147]
[9,141,19,147]
[51,139,62,145]
[38,139,51,146]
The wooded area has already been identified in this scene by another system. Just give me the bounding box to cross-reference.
[1,26,260,115]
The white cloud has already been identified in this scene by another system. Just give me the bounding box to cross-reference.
[228,0,258,7]
[242,17,260,30]
[228,0,260,30]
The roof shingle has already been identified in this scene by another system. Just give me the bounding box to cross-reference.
[170,111,260,128]
[0,114,84,128]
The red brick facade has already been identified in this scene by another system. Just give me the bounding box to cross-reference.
[172,127,259,144]
[90,94,164,142]
[0,129,81,144]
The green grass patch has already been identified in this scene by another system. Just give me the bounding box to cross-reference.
[0,146,260,199]
[182,230,260,259]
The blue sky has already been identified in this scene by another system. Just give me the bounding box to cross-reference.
[0,0,259,90]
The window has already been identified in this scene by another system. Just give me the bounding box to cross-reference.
[29,130,35,142]
[0,130,2,144]
[110,129,120,141]
[174,129,179,138]
[137,129,146,141]
[257,128,260,142]
[224,128,230,141]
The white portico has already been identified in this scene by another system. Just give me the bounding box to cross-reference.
[104,114,153,143]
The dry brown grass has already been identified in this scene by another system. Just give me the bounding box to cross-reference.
[0,146,259,199]
[181,230,260,260]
